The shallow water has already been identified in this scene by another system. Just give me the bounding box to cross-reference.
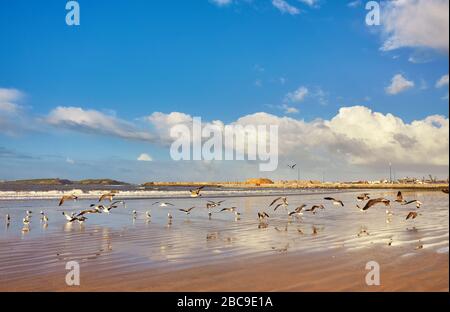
[0,189,448,285]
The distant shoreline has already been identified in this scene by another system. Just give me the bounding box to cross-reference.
[1,178,447,191]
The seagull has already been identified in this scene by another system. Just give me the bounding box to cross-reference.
[98,192,116,202]
[145,211,152,219]
[324,197,344,207]
[77,207,102,217]
[269,197,288,211]
[402,200,423,209]
[179,207,195,215]
[5,214,10,223]
[305,204,325,215]
[220,207,238,213]
[406,211,420,220]
[357,193,370,201]
[76,216,88,224]
[42,215,49,223]
[206,200,225,209]
[190,186,205,198]
[152,202,174,207]
[357,228,370,237]
[395,191,406,204]
[26,210,32,217]
[258,211,270,222]
[23,216,31,226]
[357,198,390,211]
[62,212,78,223]
[132,210,137,218]
[167,212,173,221]
[287,163,297,169]
[289,204,307,217]
[59,194,78,206]
[312,225,319,235]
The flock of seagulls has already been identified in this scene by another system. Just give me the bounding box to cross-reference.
[3,184,447,254]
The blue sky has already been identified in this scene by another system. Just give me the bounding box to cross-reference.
[0,0,449,183]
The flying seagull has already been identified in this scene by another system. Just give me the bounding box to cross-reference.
[179,207,195,215]
[98,192,116,202]
[152,202,174,207]
[357,193,370,201]
[58,194,78,206]
[220,207,238,213]
[269,197,288,211]
[402,200,423,209]
[357,198,390,211]
[305,204,325,215]
[206,200,225,209]
[324,197,344,207]
[287,163,297,169]
[258,212,270,222]
[406,211,420,220]
[395,191,406,204]
[77,207,102,217]
[190,186,205,198]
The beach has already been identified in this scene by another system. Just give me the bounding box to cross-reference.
[0,188,448,291]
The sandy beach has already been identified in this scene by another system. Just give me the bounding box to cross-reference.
[0,189,448,292]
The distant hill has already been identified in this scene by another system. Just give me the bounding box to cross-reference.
[4,178,129,185]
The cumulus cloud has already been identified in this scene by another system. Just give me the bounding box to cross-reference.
[137,153,153,162]
[436,74,449,88]
[272,0,300,15]
[380,0,449,53]
[385,74,415,95]
[145,106,449,169]
[45,107,155,142]
[285,86,309,102]
[0,88,22,114]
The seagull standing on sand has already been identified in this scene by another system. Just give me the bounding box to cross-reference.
[324,197,344,207]
[357,198,390,211]
[59,194,78,206]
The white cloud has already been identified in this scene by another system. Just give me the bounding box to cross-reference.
[137,153,153,162]
[0,88,22,114]
[285,86,309,102]
[436,74,449,88]
[272,0,300,15]
[66,158,75,164]
[385,74,415,95]
[146,106,449,168]
[210,0,232,6]
[347,0,362,8]
[298,0,320,7]
[46,107,155,142]
[280,104,299,114]
[380,0,449,53]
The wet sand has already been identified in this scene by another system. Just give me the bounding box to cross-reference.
[0,190,448,291]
